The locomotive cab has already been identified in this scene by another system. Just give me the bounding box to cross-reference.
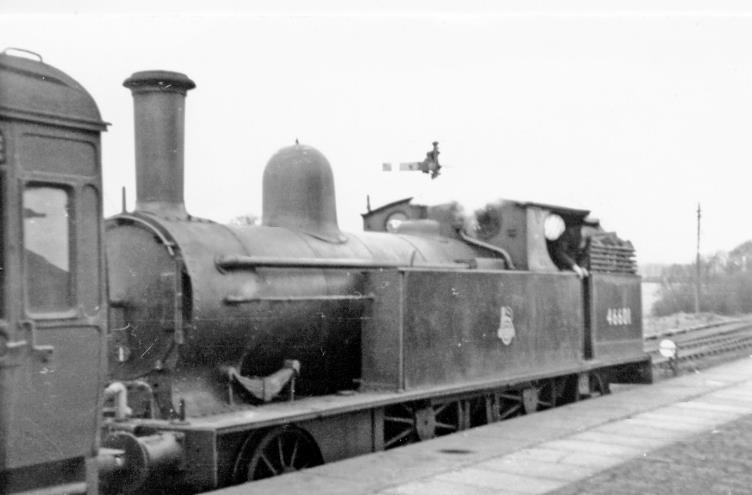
[0,50,108,494]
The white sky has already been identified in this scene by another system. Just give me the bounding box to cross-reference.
[3,1,752,264]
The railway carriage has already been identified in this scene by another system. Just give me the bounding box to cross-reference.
[0,51,651,495]
[0,49,108,495]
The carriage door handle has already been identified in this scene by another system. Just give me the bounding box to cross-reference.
[19,320,54,362]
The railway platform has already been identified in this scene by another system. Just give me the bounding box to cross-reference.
[208,357,752,495]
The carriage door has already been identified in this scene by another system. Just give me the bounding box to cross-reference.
[6,129,106,478]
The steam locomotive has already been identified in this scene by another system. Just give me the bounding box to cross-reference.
[0,50,651,495]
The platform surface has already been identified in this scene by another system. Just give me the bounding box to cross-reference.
[209,358,752,495]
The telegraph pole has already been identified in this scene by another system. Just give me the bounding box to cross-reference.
[695,203,701,313]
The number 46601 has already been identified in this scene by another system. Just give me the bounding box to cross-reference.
[606,307,632,326]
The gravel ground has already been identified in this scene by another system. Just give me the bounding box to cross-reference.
[548,414,752,495]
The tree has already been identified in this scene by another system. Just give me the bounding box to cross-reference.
[653,239,752,316]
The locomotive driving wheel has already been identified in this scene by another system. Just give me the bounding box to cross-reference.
[495,379,560,419]
[496,389,524,419]
[532,379,559,411]
[383,399,465,449]
[234,426,323,482]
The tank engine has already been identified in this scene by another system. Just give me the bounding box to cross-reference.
[97,70,650,494]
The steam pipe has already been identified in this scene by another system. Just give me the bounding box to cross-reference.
[458,229,516,269]
[123,70,195,218]
[104,381,132,420]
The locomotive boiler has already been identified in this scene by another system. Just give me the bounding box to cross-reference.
[106,71,503,421]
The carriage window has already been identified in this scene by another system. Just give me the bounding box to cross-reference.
[24,186,72,312]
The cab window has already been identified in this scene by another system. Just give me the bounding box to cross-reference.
[23,185,72,313]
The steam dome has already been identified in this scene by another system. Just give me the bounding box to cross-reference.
[262,143,345,243]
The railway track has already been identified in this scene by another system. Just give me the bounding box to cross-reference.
[645,318,752,374]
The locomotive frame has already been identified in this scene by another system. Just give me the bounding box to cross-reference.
[100,266,650,491]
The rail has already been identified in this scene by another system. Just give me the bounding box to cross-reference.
[644,317,752,340]
[646,318,752,369]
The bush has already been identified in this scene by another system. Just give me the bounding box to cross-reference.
[653,269,752,316]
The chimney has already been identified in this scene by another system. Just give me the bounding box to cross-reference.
[123,70,195,218]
